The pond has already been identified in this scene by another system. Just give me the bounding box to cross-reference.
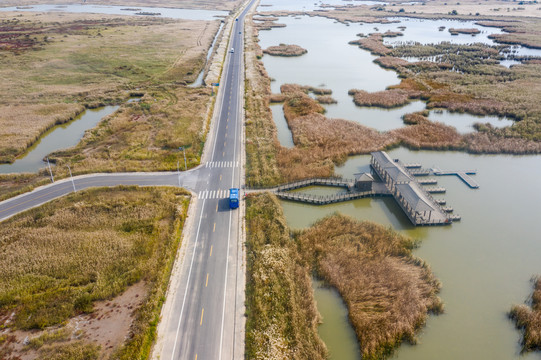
[281,148,541,360]
[0,106,118,174]
[257,1,541,358]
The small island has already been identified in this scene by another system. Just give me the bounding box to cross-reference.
[263,43,308,57]
[135,12,162,16]
[448,28,481,35]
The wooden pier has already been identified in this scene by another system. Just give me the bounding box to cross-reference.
[432,168,479,189]
[246,151,470,226]
[370,152,453,226]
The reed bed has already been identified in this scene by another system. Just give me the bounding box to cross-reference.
[263,43,307,57]
[349,89,416,108]
[316,95,337,104]
[245,193,442,360]
[245,193,327,360]
[448,28,480,35]
[298,214,443,360]
[49,86,211,174]
[510,276,541,352]
[0,186,190,359]
[244,17,282,187]
[0,12,219,165]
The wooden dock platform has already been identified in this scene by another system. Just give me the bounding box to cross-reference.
[370,152,452,226]
[432,168,479,189]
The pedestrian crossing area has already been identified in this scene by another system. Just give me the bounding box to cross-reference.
[198,189,232,199]
[205,161,239,168]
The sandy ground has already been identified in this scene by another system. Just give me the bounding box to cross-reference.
[1,282,148,359]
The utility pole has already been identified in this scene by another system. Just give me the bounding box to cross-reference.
[179,147,187,171]
[177,160,180,187]
[67,164,76,192]
[46,157,54,183]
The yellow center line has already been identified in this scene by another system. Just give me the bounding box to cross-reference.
[224,141,226,147]
[220,174,222,181]
[216,203,218,212]
[209,245,213,257]
[226,124,228,129]
[195,355,198,360]
[222,151,225,157]
[213,222,216,232]
[206,273,209,287]
[200,308,204,326]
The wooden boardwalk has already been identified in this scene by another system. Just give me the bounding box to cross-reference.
[370,151,453,226]
[432,168,479,189]
[245,152,469,226]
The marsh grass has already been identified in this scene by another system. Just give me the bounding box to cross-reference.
[510,276,541,352]
[0,12,219,164]
[49,86,212,174]
[0,186,190,359]
[245,193,327,360]
[263,43,307,56]
[246,193,442,360]
[298,214,443,360]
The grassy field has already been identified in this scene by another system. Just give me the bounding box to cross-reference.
[245,192,442,360]
[49,85,212,174]
[0,0,241,11]
[0,11,220,164]
[510,276,541,353]
[0,186,190,359]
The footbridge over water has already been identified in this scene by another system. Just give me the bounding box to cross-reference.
[246,151,471,226]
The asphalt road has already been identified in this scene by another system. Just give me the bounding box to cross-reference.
[0,1,253,359]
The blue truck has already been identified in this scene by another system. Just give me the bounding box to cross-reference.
[229,188,239,209]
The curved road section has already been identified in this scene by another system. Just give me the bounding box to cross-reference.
[0,1,255,359]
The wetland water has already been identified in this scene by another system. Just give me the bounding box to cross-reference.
[0,106,118,174]
[258,2,541,359]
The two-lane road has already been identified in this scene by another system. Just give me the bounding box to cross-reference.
[0,1,254,359]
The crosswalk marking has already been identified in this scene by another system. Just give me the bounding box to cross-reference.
[205,161,240,168]
[198,189,231,199]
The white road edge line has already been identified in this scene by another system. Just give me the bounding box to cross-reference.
[170,199,206,360]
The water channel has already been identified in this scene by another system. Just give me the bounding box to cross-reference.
[0,106,118,174]
[258,2,541,359]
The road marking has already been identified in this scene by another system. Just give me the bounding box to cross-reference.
[210,245,213,257]
[170,199,206,360]
[216,203,218,212]
[213,223,216,232]
[223,151,225,157]
[0,185,71,214]
[206,273,209,287]
[200,308,204,326]
[195,355,197,360]
[224,141,226,147]
[220,174,222,181]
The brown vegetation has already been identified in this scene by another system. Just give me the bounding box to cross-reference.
[349,33,392,55]
[244,16,282,187]
[0,12,219,164]
[245,193,442,360]
[448,27,481,35]
[245,193,327,360]
[316,95,337,104]
[49,86,212,174]
[298,214,443,360]
[510,276,541,352]
[263,43,307,56]
[349,88,418,108]
[0,186,190,359]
